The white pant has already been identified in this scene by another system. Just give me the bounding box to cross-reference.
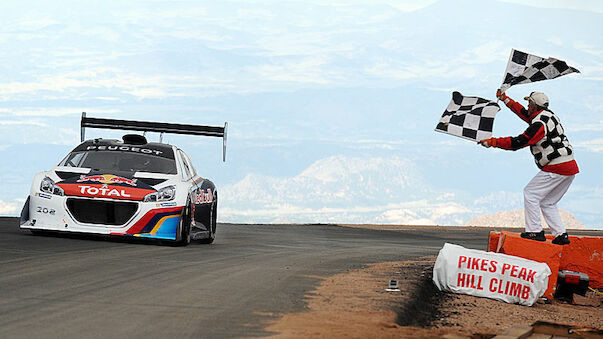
[523,171,574,236]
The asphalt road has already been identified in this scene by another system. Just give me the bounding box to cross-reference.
[0,217,599,338]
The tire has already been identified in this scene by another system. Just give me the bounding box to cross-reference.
[175,203,192,246]
[211,199,217,235]
[199,200,217,244]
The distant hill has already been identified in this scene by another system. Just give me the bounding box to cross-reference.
[465,209,586,230]
[220,155,471,224]
[221,155,590,228]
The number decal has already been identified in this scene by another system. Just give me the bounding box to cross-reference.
[36,207,56,215]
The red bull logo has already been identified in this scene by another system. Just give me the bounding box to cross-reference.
[78,174,137,186]
[194,189,213,204]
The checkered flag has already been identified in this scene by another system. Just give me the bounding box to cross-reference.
[435,91,500,142]
[500,49,579,92]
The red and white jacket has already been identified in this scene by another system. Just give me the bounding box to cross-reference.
[493,96,579,176]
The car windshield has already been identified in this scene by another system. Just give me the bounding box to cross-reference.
[59,151,178,174]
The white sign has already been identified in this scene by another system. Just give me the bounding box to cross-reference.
[432,243,551,306]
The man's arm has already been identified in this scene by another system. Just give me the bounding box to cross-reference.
[497,89,531,123]
[479,122,545,150]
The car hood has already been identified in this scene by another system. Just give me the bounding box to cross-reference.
[55,170,159,201]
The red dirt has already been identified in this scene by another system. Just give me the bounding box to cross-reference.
[258,258,603,338]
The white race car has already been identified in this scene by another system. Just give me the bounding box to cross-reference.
[19,114,227,245]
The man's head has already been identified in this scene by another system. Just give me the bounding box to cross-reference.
[524,91,549,115]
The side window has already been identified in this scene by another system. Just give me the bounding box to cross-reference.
[59,152,85,167]
[178,150,192,180]
[182,152,197,177]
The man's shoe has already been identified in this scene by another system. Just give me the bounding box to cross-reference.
[552,233,570,245]
[520,230,546,241]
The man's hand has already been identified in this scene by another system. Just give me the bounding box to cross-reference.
[496,89,509,103]
[479,138,497,148]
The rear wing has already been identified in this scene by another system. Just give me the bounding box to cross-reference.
[81,112,228,162]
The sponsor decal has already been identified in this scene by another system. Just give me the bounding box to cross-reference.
[36,206,56,215]
[433,243,550,306]
[111,206,184,239]
[156,202,177,207]
[86,145,163,156]
[190,179,205,191]
[35,192,52,199]
[194,188,213,204]
[57,182,155,201]
[79,184,132,198]
[78,174,137,186]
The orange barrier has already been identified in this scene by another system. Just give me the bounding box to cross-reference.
[487,231,500,252]
[559,236,603,289]
[495,232,562,298]
[488,231,603,298]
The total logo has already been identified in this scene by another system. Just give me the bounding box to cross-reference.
[195,189,213,204]
[79,184,132,198]
[78,174,137,186]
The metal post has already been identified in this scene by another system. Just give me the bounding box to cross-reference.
[223,122,228,162]
[81,112,86,142]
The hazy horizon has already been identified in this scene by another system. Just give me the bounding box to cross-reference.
[1,0,601,229]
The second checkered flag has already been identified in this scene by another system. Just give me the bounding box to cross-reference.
[500,49,579,92]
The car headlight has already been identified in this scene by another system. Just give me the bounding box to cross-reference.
[40,176,64,196]
[143,185,176,202]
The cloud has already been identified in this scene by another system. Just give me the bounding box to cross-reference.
[1,1,598,100]
[436,192,456,201]
[365,40,513,84]
[382,0,439,12]
[0,118,79,145]
[460,41,508,65]
[364,51,497,82]
[4,16,62,31]
[574,138,603,152]
[250,56,338,84]
[0,200,19,216]
[115,7,209,23]
[585,98,603,113]
[573,41,603,57]
[499,0,603,14]
[125,87,172,99]
[0,69,220,100]
[568,119,603,132]
[4,108,121,117]
[0,120,48,127]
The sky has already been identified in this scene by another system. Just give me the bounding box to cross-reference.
[1,0,602,229]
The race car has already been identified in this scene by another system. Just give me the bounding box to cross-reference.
[19,113,227,245]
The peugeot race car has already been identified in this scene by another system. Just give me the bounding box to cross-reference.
[20,114,227,245]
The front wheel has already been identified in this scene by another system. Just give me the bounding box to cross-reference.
[175,203,192,246]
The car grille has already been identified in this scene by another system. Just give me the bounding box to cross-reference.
[66,198,138,225]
